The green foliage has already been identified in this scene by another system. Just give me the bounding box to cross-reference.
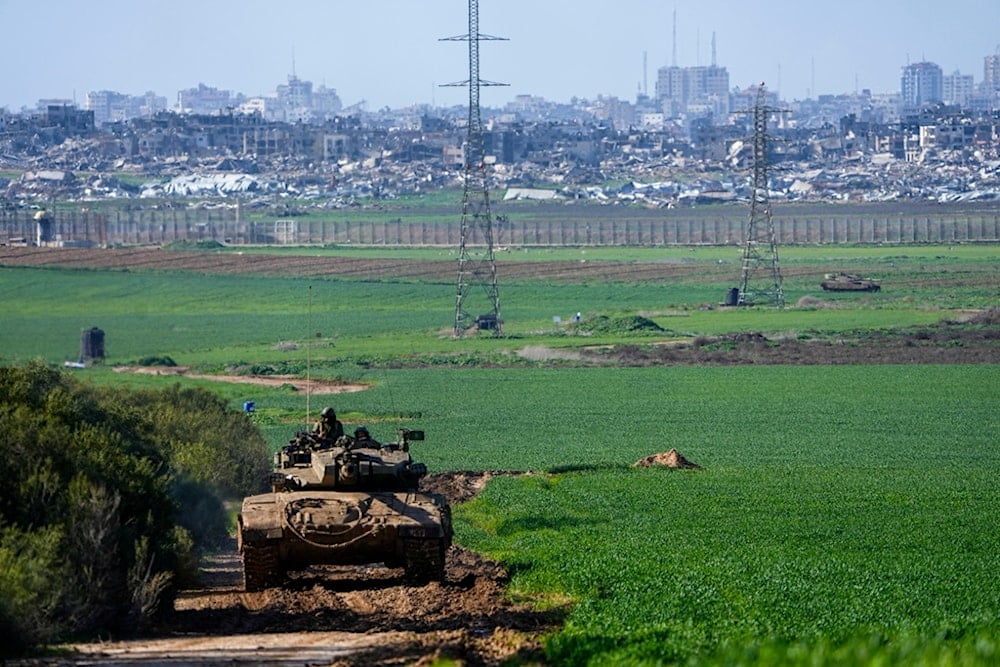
[133,355,177,367]
[0,525,65,655]
[573,314,665,335]
[703,631,1000,667]
[118,383,269,497]
[0,361,269,654]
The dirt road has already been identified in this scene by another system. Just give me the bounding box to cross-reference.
[49,473,554,667]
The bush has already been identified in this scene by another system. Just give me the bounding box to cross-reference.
[0,526,66,655]
[134,355,177,367]
[573,314,666,335]
[0,361,269,656]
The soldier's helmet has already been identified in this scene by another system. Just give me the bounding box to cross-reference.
[321,406,336,419]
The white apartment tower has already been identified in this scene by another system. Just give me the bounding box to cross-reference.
[901,61,943,108]
[984,53,1000,92]
[943,70,974,107]
[655,64,730,119]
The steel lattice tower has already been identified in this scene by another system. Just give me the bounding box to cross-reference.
[737,83,784,307]
[441,0,507,336]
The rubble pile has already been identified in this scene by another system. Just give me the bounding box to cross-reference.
[3,105,1000,210]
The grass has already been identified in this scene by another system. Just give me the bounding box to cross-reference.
[3,240,995,364]
[446,365,1000,664]
[467,467,999,664]
[85,362,1000,664]
[2,241,999,665]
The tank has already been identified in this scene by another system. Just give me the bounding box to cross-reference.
[820,272,881,292]
[237,427,452,591]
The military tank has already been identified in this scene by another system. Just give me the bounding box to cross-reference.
[820,272,881,292]
[238,426,452,591]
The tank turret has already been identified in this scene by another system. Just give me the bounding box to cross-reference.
[270,428,428,492]
[820,272,881,292]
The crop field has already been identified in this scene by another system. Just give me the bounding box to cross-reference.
[442,366,1000,664]
[1,240,998,665]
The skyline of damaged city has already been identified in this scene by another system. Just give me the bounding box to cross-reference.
[2,0,998,112]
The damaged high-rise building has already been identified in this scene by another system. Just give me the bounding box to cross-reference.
[655,64,731,120]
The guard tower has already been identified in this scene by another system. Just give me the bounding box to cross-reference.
[441,0,507,336]
[80,327,105,362]
[737,83,784,307]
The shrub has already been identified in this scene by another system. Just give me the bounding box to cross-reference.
[573,314,665,335]
[0,362,269,655]
[134,355,177,367]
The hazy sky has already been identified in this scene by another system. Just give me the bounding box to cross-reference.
[3,0,998,111]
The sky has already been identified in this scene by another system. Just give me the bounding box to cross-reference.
[2,0,999,111]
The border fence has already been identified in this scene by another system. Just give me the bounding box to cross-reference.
[2,208,998,247]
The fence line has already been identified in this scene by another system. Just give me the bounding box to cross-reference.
[2,209,998,247]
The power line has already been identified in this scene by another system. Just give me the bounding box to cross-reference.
[441,0,507,336]
[737,83,785,308]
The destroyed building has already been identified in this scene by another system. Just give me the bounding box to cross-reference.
[2,81,1000,215]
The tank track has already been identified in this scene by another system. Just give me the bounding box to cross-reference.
[242,543,284,592]
[402,538,447,583]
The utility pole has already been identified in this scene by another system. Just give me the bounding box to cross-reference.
[441,0,507,336]
[737,83,784,307]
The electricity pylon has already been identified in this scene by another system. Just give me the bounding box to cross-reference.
[737,83,784,307]
[441,0,507,336]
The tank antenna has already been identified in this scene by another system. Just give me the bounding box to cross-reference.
[306,284,312,428]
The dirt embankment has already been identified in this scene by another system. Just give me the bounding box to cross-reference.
[588,311,1000,367]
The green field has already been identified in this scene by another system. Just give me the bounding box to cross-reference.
[3,242,997,365]
[446,365,1000,664]
[2,243,999,665]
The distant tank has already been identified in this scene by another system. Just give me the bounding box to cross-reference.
[238,426,452,591]
[820,272,881,292]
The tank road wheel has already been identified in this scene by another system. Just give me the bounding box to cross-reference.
[403,538,446,583]
[242,543,284,592]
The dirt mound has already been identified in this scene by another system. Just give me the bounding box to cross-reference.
[634,448,703,469]
[947,307,1000,326]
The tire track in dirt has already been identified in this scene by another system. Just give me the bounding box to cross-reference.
[43,472,556,667]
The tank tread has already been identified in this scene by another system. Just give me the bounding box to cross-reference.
[242,543,284,592]
[403,538,446,583]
